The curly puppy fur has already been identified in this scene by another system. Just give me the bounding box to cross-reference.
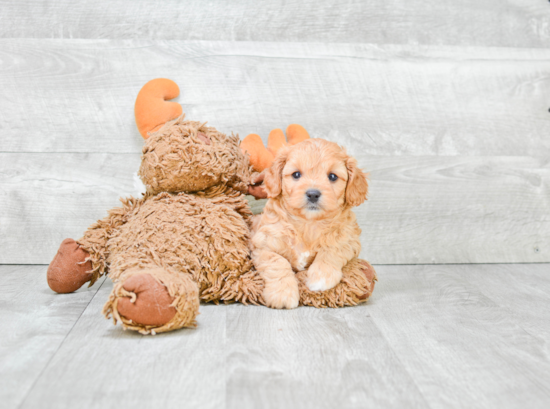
[250,139,369,309]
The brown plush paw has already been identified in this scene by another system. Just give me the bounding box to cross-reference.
[248,172,268,199]
[47,238,92,294]
[358,261,377,300]
[116,274,177,326]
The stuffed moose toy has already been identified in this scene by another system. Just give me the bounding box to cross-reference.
[47,79,376,334]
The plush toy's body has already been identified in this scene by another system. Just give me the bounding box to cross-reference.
[47,79,376,335]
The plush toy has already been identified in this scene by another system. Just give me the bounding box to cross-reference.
[47,78,376,335]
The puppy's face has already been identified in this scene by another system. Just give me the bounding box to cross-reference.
[264,139,368,220]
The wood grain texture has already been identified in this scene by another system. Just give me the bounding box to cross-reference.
[473,264,550,342]
[225,303,427,409]
[367,264,550,409]
[0,153,142,265]
[20,278,226,409]
[362,155,550,264]
[8,264,549,409]
[1,153,548,264]
[1,40,549,155]
[0,265,104,409]
[0,0,549,48]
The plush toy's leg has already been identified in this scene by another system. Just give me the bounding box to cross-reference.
[357,260,377,300]
[103,266,200,335]
[296,258,377,308]
[47,238,93,293]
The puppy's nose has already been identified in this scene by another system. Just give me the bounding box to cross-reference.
[306,189,321,203]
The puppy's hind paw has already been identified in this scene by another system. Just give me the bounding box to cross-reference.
[262,276,300,309]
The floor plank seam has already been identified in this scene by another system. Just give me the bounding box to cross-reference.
[15,277,107,409]
[368,310,434,409]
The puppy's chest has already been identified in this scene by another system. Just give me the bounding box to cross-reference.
[290,241,316,272]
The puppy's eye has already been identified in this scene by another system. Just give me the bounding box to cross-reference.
[292,171,301,180]
[328,173,338,182]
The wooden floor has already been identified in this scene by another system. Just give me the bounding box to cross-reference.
[2,1,550,408]
[1,264,549,409]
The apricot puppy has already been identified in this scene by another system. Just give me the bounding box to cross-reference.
[250,139,369,309]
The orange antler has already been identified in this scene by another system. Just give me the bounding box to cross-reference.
[241,124,310,172]
[135,78,183,139]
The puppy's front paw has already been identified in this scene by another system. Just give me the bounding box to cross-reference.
[263,275,300,309]
[306,264,343,292]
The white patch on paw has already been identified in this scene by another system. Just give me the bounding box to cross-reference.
[306,264,343,292]
[307,277,328,292]
[296,251,310,271]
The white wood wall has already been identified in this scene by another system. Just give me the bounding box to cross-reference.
[1,1,549,264]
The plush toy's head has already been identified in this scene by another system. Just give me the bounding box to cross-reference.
[139,116,250,195]
[135,79,250,195]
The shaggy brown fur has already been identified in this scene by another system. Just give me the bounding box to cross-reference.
[75,116,264,334]
[140,118,250,195]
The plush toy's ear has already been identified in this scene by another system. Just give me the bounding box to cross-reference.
[240,124,310,173]
[135,78,183,139]
[345,157,369,207]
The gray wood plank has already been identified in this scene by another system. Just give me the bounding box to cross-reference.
[0,152,142,265]
[8,263,550,409]
[468,264,550,351]
[368,264,550,409]
[225,304,428,409]
[19,279,226,409]
[0,265,103,409]
[0,0,549,48]
[362,155,550,264]
[1,40,549,156]
[1,153,548,265]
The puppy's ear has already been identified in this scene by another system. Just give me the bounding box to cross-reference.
[264,146,290,198]
[345,157,369,207]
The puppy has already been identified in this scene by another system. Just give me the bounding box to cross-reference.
[250,138,368,309]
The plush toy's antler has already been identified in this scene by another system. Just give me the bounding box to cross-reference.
[241,124,310,172]
[135,78,183,139]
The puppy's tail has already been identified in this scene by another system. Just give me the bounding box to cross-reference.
[135,78,183,139]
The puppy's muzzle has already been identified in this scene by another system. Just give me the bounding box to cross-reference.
[306,189,321,204]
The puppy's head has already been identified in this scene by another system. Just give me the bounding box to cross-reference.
[264,139,368,220]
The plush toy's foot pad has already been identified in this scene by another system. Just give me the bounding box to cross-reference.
[47,238,92,294]
[358,260,377,300]
[116,274,177,326]
[103,267,200,334]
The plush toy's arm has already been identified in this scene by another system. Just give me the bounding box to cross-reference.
[47,197,139,294]
[241,125,310,199]
[247,171,268,199]
[77,197,141,285]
